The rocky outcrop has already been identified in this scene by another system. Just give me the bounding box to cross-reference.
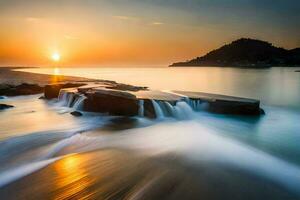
[208,99,261,115]
[83,89,139,116]
[0,104,14,110]
[173,91,263,116]
[0,83,43,96]
[43,82,264,118]
[44,83,86,99]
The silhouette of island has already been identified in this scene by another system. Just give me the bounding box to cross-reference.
[170,38,300,67]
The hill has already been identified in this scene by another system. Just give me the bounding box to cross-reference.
[170,38,300,67]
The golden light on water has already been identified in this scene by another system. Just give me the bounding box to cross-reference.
[53,67,61,75]
[54,155,90,199]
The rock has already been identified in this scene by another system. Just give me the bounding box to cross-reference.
[103,117,138,130]
[44,83,86,99]
[0,96,5,99]
[105,83,148,92]
[173,91,262,116]
[0,104,14,110]
[0,83,43,96]
[70,111,83,117]
[260,108,266,115]
[208,100,261,115]
[44,85,61,99]
[143,99,156,118]
[83,89,139,116]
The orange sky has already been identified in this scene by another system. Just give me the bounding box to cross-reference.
[0,0,299,67]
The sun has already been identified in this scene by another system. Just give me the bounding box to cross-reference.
[51,52,61,62]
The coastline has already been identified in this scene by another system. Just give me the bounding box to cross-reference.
[0,67,90,85]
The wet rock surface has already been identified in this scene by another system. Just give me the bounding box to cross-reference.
[0,83,43,96]
[83,89,139,116]
[44,83,86,99]
[0,104,14,110]
[70,111,83,117]
[103,117,139,130]
[44,82,264,118]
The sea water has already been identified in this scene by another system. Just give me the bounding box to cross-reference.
[0,66,299,198]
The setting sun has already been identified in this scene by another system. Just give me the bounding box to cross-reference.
[52,53,61,62]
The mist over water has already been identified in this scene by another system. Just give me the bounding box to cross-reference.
[1,67,300,198]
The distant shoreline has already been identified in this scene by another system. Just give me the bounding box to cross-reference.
[169,64,300,68]
[170,38,300,68]
[0,67,89,85]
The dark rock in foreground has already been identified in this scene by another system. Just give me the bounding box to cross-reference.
[83,89,139,117]
[70,111,83,117]
[0,104,14,110]
[0,83,43,96]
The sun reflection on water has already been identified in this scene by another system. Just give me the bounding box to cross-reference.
[51,67,62,83]
[54,155,91,200]
[54,67,61,75]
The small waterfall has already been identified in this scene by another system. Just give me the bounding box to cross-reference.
[58,90,68,104]
[72,95,87,111]
[174,101,195,119]
[185,98,208,111]
[151,100,164,119]
[151,100,195,120]
[138,100,144,117]
[58,89,86,111]
[164,102,177,117]
[66,93,75,107]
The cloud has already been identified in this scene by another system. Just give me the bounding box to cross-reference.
[25,17,42,22]
[112,15,138,21]
[151,22,164,26]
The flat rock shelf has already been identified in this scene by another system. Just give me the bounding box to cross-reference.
[44,81,264,118]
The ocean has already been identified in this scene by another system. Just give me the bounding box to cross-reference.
[0,66,300,199]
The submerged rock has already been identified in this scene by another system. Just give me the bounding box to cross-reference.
[103,117,138,130]
[70,111,83,117]
[0,83,43,96]
[0,104,14,110]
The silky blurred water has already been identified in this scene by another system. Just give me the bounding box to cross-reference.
[0,67,299,198]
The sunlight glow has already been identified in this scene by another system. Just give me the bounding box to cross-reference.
[52,52,61,62]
